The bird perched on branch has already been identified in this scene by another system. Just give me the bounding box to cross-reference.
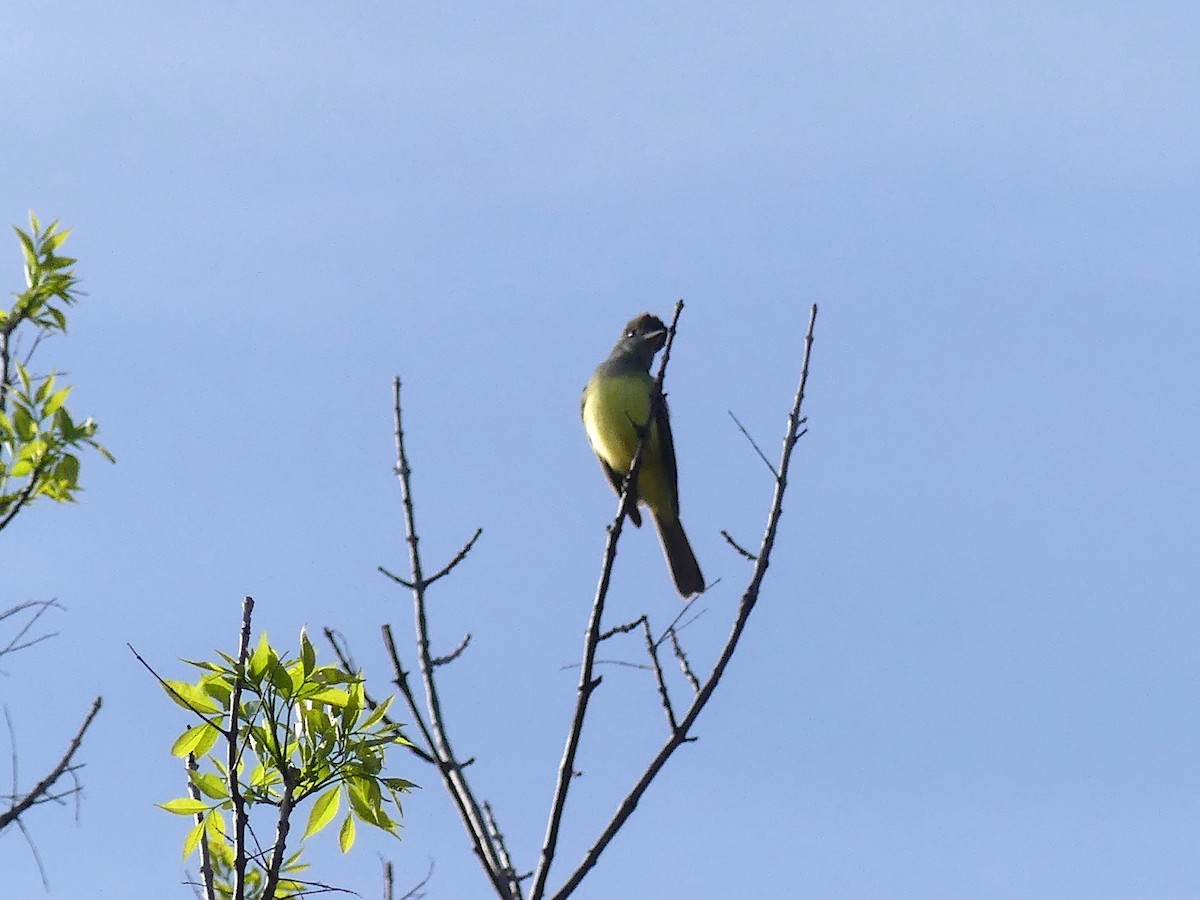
[581,313,705,599]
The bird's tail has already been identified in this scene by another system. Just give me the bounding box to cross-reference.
[652,514,705,599]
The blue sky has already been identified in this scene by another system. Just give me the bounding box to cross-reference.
[4,2,1199,898]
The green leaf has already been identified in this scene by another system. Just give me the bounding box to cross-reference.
[360,694,395,730]
[171,722,222,758]
[43,386,71,415]
[338,812,356,853]
[158,797,211,816]
[12,405,34,440]
[35,373,54,403]
[249,631,272,679]
[200,673,234,708]
[303,786,341,840]
[188,770,229,801]
[267,657,295,696]
[300,627,316,676]
[347,776,382,825]
[307,687,350,707]
[46,226,71,251]
[162,679,223,716]
[182,820,205,859]
[53,453,80,488]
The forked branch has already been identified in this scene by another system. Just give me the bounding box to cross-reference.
[545,303,818,900]
[382,378,518,900]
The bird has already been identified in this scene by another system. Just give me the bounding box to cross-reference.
[581,313,705,598]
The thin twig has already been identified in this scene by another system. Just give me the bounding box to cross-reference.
[667,629,700,694]
[598,617,645,641]
[431,633,472,667]
[396,859,435,900]
[484,801,524,890]
[719,530,758,561]
[16,817,49,889]
[426,528,484,587]
[0,598,63,660]
[642,619,677,730]
[727,410,779,478]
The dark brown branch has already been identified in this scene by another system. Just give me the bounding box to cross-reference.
[261,775,298,899]
[378,527,482,592]
[228,597,255,900]
[0,599,63,660]
[0,695,102,832]
[378,566,414,589]
[377,626,438,765]
[642,619,677,730]
[386,378,514,899]
[597,617,644,641]
[431,633,472,667]
[720,530,758,561]
[426,528,484,587]
[0,456,51,533]
[548,303,818,900]
[530,301,686,900]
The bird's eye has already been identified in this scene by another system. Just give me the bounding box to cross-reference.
[625,328,636,337]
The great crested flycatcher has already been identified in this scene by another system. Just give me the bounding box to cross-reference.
[581,313,705,598]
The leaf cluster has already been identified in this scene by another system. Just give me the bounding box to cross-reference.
[0,213,113,529]
[159,628,416,897]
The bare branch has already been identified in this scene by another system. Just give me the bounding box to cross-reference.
[0,695,102,833]
[642,619,677,730]
[17,816,49,889]
[384,378,515,899]
[719,530,758,561]
[261,776,298,899]
[431,633,472,667]
[667,629,700,694]
[378,626,438,765]
[378,566,415,589]
[426,528,484,587]
[392,858,435,900]
[484,801,526,890]
[0,599,64,661]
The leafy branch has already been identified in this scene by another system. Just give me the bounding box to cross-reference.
[137,598,416,900]
[0,212,113,533]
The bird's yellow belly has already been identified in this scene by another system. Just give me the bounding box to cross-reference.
[582,373,672,516]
